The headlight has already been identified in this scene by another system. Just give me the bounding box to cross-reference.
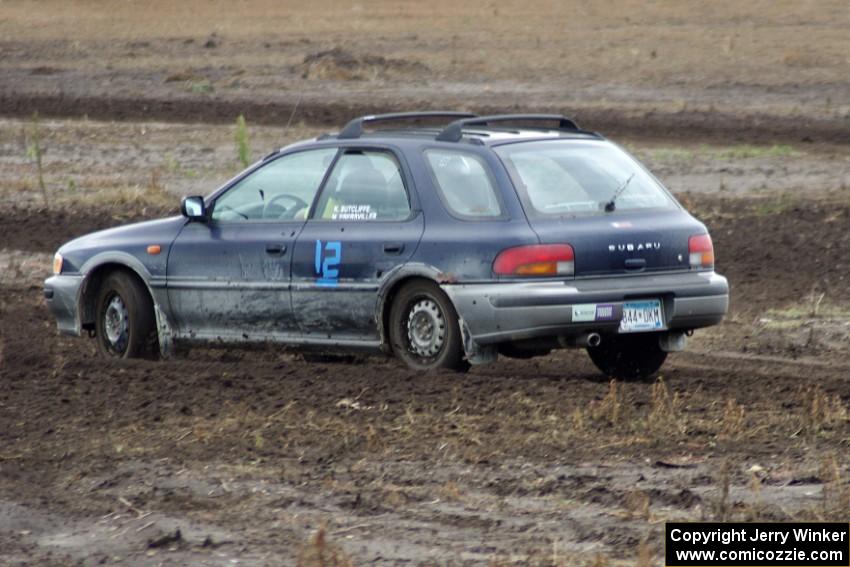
[53,253,63,275]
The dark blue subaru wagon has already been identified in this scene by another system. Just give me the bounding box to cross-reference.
[44,112,729,379]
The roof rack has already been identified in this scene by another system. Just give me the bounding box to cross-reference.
[436,114,582,142]
[337,111,478,139]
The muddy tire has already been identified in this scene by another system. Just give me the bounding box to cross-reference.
[586,333,667,381]
[389,280,468,372]
[94,271,158,359]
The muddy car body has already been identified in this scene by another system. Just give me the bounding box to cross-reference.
[44,112,729,379]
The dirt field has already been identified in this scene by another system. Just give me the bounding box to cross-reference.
[1,2,849,565]
[1,1,849,142]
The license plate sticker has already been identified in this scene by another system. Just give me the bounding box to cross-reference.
[572,303,617,323]
[619,299,664,333]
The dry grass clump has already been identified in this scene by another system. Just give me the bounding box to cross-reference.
[296,526,354,567]
[798,385,848,434]
[746,468,764,522]
[438,480,463,502]
[299,47,428,81]
[719,398,746,439]
[622,490,651,521]
[818,454,850,520]
[61,172,174,213]
[646,377,685,435]
[634,540,653,567]
[578,378,687,439]
[712,460,732,521]
[590,380,627,426]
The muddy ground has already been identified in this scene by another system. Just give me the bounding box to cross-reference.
[1,2,849,564]
[1,116,849,565]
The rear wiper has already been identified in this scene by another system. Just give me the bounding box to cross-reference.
[603,173,634,213]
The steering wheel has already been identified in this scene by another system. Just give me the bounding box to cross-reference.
[263,193,309,219]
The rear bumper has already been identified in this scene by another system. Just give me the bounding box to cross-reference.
[442,270,729,344]
[44,274,84,336]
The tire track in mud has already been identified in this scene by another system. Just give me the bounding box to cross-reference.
[1,90,848,144]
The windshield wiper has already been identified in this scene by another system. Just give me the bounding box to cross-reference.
[603,173,634,212]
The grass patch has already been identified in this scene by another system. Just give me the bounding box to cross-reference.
[61,178,173,211]
[717,144,797,159]
[752,193,797,216]
[25,112,49,208]
[641,147,696,161]
[188,79,214,95]
[640,143,798,163]
[163,153,199,178]
[235,114,251,168]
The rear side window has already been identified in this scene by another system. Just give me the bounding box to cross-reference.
[424,150,502,219]
[313,150,411,221]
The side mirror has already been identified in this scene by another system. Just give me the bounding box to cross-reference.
[180,196,206,221]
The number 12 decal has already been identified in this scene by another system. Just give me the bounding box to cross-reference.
[315,240,342,286]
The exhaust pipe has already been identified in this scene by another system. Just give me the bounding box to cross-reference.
[559,333,602,349]
[659,331,687,352]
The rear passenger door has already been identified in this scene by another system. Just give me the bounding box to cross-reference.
[291,148,424,343]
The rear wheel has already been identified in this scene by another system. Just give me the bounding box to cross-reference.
[389,281,468,372]
[586,333,667,381]
[94,271,158,359]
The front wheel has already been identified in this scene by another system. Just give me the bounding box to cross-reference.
[94,271,159,359]
[388,281,468,372]
[586,333,667,381]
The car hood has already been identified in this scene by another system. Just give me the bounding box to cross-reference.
[58,215,187,274]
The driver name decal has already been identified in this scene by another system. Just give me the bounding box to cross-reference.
[331,204,377,221]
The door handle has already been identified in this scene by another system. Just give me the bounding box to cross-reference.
[383,242,404,255]
[624,258,646,270]
[265,243,287,255]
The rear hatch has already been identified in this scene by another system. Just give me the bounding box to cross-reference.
[529,209,702,277]
[492,139,706,277]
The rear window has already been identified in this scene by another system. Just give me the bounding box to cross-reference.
[494,140,674,215]
[424,149,502,219]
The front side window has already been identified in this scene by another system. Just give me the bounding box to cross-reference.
[494,140,674,215]
[424,149,502,218]
[313,150,411,221]
[212,148,337,221]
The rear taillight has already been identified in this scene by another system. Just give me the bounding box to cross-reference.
[494,244,575,277]
[688,234,714,268]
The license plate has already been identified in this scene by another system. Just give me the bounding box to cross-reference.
[619,299,664,333]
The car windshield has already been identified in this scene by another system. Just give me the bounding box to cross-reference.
[494,140,674,215]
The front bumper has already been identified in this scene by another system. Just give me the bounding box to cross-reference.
[44,274,85,336]
[443,270,729,344]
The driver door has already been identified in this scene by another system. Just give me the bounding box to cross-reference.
[167,148,337,341]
